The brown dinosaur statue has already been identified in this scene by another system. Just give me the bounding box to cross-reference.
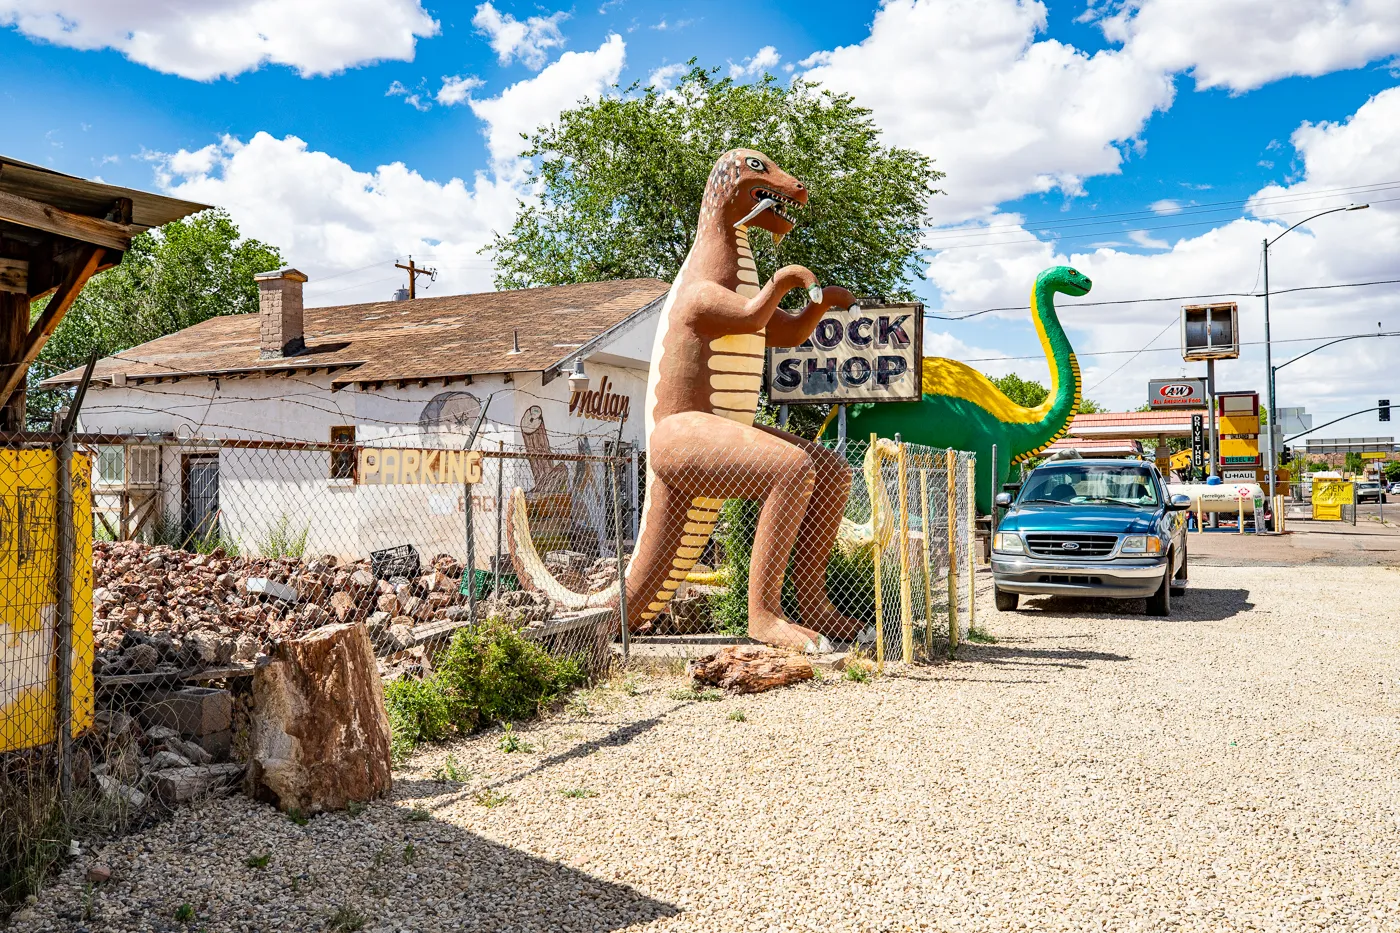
[507,148,860,651]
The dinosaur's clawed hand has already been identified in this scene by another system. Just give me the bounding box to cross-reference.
[818,285,856,311]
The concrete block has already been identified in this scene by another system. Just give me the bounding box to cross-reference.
[140,686,233,738]
[151,764,243,806]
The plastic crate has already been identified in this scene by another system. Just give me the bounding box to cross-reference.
[370,544,420,580]
[462,567,520,600]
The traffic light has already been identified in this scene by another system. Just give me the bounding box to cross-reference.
[1382,399,1392,423]
[1281,445,1293,463]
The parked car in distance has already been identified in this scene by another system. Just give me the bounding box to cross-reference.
[991,459,1191,616]
[1355,481,1387,504]
[1389,482,1400,496]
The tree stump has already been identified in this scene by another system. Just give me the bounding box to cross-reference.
[248,621,392,813]
[689,645,814,693]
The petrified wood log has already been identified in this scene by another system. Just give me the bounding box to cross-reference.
[688,645,813,694]
[248,621,392,812]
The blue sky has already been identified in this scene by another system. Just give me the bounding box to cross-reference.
[2,0,1399,433]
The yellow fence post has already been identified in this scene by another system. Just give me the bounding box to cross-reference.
[966,455,977,638]
[945,448,959,659]
[897,442,913,664]
[1195,497,1203,534]
[871,433,885,674]
[919,464,935,659]
[1237,496,1245,534]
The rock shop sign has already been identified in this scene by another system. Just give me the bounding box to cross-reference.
[766,302,923,405]
[357,448,483,485]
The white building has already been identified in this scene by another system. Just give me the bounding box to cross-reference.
[47,270,668,566]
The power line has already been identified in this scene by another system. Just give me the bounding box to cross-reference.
[960,329,1398,363]
[1084,317,1178,394]
[926,277,1400,321]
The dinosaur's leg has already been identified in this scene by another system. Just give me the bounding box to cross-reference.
[756,425,862,639]
[648,412,826,651]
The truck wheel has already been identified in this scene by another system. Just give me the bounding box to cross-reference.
[1146,564,1171,616]
[994,588,1018,612]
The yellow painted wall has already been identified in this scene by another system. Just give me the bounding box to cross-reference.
[0,450,94,752]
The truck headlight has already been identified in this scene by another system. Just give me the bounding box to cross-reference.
[993,532,1024,554]
[1120,535,1162,555]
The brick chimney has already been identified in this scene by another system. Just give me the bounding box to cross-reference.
[255,268,308,359]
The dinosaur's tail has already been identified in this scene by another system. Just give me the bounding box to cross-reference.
[504,488,620,610]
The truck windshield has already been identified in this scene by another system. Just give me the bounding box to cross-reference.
[1020,464,1160,507]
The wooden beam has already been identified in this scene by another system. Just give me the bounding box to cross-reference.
[0,245,102,415]
[0,257,26,294]
[0,188,134,252]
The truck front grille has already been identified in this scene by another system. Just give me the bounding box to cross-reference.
[1023,533,1118,558]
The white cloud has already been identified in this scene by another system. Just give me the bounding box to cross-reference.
[801,0,1400,227]
[802,0,1175,224]
[1128,230,1171,249]
[1095,0,1400,93]
[729,45,781,79]
[924,87,1400,419]
[386,80,430,111]
[1148,198,1183,214]
[143,35,630,303]
[437,75,484,106]
[469,34,626,170]
[472,1,567,70]
[647,62,686,90]
[0,0,438,80]
[152,133,518,304]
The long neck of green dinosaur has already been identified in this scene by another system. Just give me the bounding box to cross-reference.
[1011,275,1081,459]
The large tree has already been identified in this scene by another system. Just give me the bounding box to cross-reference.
[486,64,942,300]
[28,209,282,426]
[991,373,1104,413]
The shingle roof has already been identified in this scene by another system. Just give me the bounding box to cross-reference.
[43,278,670,388]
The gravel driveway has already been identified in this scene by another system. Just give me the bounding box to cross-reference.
[14,564,1400,932]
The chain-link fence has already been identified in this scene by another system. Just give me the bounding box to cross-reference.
[1,421,978,913]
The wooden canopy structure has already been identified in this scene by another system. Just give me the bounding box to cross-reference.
[0,155,207,428]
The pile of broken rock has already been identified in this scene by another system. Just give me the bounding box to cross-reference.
[92,541,479,675]
[90,541,623,678]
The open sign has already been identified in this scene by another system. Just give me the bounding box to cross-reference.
[767,302,923,405]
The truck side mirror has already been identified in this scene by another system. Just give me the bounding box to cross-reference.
[1168,494,1192,511]
[994,492,1014,508]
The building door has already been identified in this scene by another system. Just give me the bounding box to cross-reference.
[182,455,220,543]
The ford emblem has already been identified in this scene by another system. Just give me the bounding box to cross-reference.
[1061,542,1080,550]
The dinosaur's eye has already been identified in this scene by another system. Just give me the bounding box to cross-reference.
[1068,269,1079,276]
[746,157,766,172]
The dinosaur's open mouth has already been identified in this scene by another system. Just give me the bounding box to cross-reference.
[752,187,801,224]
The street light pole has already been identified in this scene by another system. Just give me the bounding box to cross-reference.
[1260,202,1368,529]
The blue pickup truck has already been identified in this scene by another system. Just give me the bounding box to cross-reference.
[991,458,1192,616]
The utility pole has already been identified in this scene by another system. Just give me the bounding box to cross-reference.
[395,256,437,299]
[1260,203,1368,527]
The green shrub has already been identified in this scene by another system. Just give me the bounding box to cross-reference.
[383,676,454,762]
[382,619,585,761]
[435,618,586,725]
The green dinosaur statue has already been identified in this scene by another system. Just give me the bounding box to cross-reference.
[839,265,1092,514]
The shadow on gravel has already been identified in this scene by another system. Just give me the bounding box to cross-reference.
[960,642,1131,668]
[1013,587,1254,622]
[399,711,673,808]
